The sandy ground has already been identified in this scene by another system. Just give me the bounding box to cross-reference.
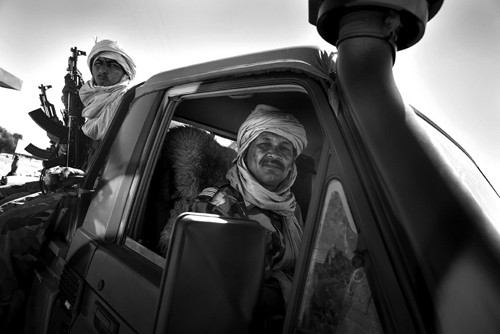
[0,153,42,185]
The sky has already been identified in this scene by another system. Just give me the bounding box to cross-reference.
[0,0,499,192]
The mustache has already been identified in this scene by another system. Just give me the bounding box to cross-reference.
[261,157,284,170]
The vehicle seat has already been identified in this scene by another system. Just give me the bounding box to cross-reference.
[143,126,236,253]
[292,154,316,221]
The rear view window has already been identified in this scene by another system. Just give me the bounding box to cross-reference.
[297,180,382,333]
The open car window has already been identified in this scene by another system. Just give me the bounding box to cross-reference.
[124,83,323,265]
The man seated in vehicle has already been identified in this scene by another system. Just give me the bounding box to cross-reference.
[160,104,308,331]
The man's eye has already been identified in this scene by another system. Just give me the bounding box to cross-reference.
[258,143,270,149]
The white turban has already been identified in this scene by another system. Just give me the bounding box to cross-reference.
[236,104,308,158]
[87,39,136,80]
[227,104,307,207]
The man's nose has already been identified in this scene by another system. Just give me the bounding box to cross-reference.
[98,65,109,73]
[267,146,281,159]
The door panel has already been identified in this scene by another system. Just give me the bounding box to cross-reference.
[76,244,162,333]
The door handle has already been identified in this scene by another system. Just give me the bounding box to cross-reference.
[94,301,119,334]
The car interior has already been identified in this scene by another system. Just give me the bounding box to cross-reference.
[135,89,323,257]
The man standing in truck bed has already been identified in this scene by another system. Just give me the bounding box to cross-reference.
[0,39,136,333]
[61,38,136,161]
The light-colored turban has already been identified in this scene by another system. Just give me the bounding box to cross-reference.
[236,104,308,158]
[87,39,136,80]
[227,103,308,202]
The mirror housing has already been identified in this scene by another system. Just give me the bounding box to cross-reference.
[154,213,267,334]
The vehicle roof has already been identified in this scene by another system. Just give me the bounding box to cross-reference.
[136,46,335,97]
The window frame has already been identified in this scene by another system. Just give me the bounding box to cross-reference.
[121,75,326,268]
[295,178,383,333]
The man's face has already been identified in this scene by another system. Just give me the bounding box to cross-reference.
[245,131,295,191]
[92,57,126,86]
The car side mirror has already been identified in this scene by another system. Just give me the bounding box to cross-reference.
[154,212,267,334]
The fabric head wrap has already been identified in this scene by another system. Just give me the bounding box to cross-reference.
[229,104,308,200]
[226,103,309,215]
[79,39,135,140]
[236,104,308,159]
[87,39,136,80]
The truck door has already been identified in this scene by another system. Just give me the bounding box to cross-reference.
[46,88,166,334]
[60,69,414,333]
[70,74,334,333]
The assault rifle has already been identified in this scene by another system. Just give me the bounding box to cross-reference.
[27,47,88,170]
[65,46,87,169]
[28,84,67,140]
[26,84,66,160]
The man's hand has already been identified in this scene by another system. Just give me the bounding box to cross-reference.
[63,73,79,93]
[61,73,81,109]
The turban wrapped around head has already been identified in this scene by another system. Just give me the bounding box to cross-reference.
[87,39,136,81]
[236,104,308,159]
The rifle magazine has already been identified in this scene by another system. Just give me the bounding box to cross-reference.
[25,143,55,160]
[29,108,68,139]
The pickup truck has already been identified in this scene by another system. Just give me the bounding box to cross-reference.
[18,1,500,333]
